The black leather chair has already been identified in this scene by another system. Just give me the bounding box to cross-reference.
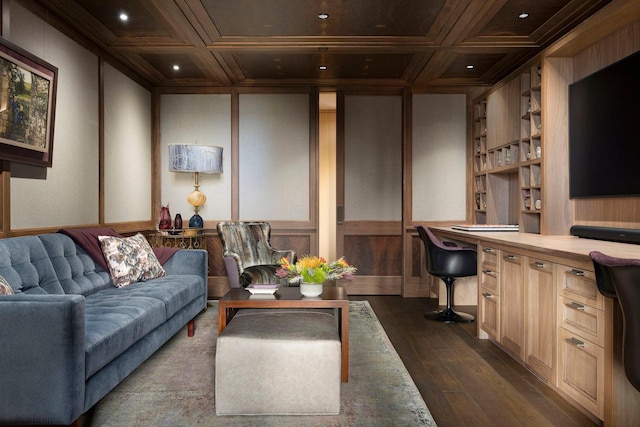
[417,226,477,323]
[590,251,640,393]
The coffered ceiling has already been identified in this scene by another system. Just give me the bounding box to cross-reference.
[27,0,611,89]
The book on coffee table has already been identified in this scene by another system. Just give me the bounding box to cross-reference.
[451,224,519,232]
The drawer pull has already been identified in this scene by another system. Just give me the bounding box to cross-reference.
[504,254,517,261]
[566,269,585,276]
[568,301,585,311]
[566,337,585,348]
[482,292,493,298]
[482,248,494,253]
[531,261,546,268]
[482,269,495,276]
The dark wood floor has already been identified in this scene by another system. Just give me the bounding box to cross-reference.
[351,295,599,427]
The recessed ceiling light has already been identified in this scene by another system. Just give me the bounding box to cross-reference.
[519,12,529,19]
[172,65,180,71]
[466,65,474,69]
[119,12,129,22]
[319,65,327,70]
[318,12,329,20]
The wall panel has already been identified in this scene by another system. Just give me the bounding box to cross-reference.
[160,94,232,225]
[103,63,151,223]
[412,94,466,221]
[8,3,99,229]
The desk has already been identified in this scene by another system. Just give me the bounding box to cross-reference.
[430,226,640,425]
[218,286,350,382]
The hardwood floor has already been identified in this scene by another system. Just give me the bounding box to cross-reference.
[351,295,598,427]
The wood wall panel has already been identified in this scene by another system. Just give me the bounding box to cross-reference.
[411,235,422,277]
[271,234,312,258]
[343,235,402,276]
[486,78,520,149]
[557,19,640,230]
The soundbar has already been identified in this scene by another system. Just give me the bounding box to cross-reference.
[570,225,640,245]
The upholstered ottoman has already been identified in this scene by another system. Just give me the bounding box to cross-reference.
[215,309,341,415]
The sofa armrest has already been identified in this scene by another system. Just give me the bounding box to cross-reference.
[162,249,209,301]
[163,249,208,279]
[0,294,85,425]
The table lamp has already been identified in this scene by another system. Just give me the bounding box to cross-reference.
[168,144,223,229]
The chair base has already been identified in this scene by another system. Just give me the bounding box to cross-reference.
[425,308,474,323]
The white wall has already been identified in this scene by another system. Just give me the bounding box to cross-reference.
[8,3,99,229]
[238,93,310,221]
[344,95,402,221]
[160,94,232,224]
[412,94,467,221]
[103,63,152,223]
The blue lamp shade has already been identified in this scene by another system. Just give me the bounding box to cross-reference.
[168,144,223,174]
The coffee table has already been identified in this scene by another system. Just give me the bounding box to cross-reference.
[218,286,350,382]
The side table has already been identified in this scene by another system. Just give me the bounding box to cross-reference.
[152,230,207,250]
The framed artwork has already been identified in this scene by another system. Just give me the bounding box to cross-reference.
[0,37,57,167]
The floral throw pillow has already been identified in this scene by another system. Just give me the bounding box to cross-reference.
[0,274,15,295]
[98,233,166,288]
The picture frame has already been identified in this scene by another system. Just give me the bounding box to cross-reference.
[0,37,57,167]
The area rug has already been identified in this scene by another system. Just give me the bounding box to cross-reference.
[83,301,436,426]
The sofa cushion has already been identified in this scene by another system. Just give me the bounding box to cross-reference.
[83,275,204,378]
[118,274,205,319]
[38,233,112,296]
[98,234,165,288]
[0,236,64,294]
[84,293,167,379]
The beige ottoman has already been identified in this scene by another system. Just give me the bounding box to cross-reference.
[215,309,341,415]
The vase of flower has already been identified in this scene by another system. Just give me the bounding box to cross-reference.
[300,282,324,297]
[276,255,357,296]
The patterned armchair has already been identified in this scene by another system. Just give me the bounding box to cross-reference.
[217,221,296,288]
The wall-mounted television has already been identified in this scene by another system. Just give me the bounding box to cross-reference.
[568,50,640,199]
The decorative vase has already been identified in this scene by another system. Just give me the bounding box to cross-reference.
[174,213,183,230]
[300,282,323,297]
[158,204,171,230]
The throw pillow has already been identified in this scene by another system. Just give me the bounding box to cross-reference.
[0,274,15,295]
[98,233,166,288]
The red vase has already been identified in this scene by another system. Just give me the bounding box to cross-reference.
[158,205,171,230]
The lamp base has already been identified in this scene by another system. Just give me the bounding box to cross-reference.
[189,214,204,228]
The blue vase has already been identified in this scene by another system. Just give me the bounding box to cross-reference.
[189,214,203,228]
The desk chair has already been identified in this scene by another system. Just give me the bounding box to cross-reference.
[417,225,477,323]
[590,251,640,392]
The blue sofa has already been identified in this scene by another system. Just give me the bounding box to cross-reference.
[0,232,208,425]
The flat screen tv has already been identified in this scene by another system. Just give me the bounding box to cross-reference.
[568,50,640,198]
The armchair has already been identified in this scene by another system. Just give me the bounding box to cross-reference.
[217,221,296,288]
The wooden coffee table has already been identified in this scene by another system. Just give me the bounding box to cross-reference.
[218,286,350,382]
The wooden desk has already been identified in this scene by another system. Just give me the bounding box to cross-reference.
[218,286,350,382]
[430,226,640,425]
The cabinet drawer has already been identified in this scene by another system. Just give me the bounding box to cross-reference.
[557,266,603,310]
[479,287,500,340]
[557,297,605,347]
[480,246,499,266]
[557,327,604,419]
[481,263,499,294]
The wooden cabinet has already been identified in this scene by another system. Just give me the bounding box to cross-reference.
[478,245,500,340]
[525,257,556,383]
[500,251,525,360]
[472,64,545,234]
[473,101,487,225]
[556,264,605,419]
[433,227,640,424]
